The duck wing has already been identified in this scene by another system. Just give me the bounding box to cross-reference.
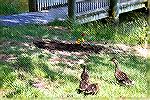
[79,80,89,90]
[85,83,99,95]
[115,70,135,85]
[115,70,129,81]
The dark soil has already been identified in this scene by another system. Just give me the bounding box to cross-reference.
[33,40,105,53]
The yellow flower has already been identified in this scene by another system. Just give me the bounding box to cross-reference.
[76,39,81,44]
[76,38,85,44]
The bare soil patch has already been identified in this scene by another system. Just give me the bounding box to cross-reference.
[33,40,105,53]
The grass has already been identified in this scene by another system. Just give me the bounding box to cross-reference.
[48,10,150,46]
[0,0,28,15]
[0,10,150,99]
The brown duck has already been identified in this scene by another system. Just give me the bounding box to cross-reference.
[78,80,90,94]
[78,65,99,95]
[81,64,89,81]
[84,83,99,95]
[78,65,90,94]
[110,57,135,85]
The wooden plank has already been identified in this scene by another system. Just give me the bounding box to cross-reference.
[120,3,146,14]
[76,6,109,17]
[77,12,109,24]
[76,6,109,24]
[120,0,147,7]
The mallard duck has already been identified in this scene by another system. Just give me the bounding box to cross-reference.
[84,83,99,95]
[77,79,90,94]
[77,64,90,94]
[110,57,135,85]
[81,64,89,81]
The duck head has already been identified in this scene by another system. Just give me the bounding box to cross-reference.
[80,64,87,71]
[110,57,118,67]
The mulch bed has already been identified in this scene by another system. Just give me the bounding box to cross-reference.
[33,40,105,53]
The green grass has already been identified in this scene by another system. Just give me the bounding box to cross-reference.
[0,49,148,99]
[0,0,28,15]
[73,11,149,45]
[0,10,150,99]
[147,58,150,96]
[48,11,150,46]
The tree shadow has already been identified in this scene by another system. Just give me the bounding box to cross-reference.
[116,54,147,74]
[56,63,77,70]
[14,55,34,73]
[86,55,112,73]
[38,62,79,83]
[99,76,117,86]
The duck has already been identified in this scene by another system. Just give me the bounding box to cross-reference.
[77,64,90,94]
[84,83,99,95]
[77,79,90,94]
[110,57,135,85]
[80,64,89,81]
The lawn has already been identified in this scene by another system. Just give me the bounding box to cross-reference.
[0,0,28,15]
[0,10,150,99]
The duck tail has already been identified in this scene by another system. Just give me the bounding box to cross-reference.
[131,80,135,85]
[123,79,135,85]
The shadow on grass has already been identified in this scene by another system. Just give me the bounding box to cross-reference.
[14,55,34,73]
[56,62,78,70]
[5,89,21,98]
[10,52,79,83]
[87,55,112,72]
[38,62,79,83]
[117,55,147,74]
[1,32,79,85]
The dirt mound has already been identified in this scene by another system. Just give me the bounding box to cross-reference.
[33,40,105,53]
